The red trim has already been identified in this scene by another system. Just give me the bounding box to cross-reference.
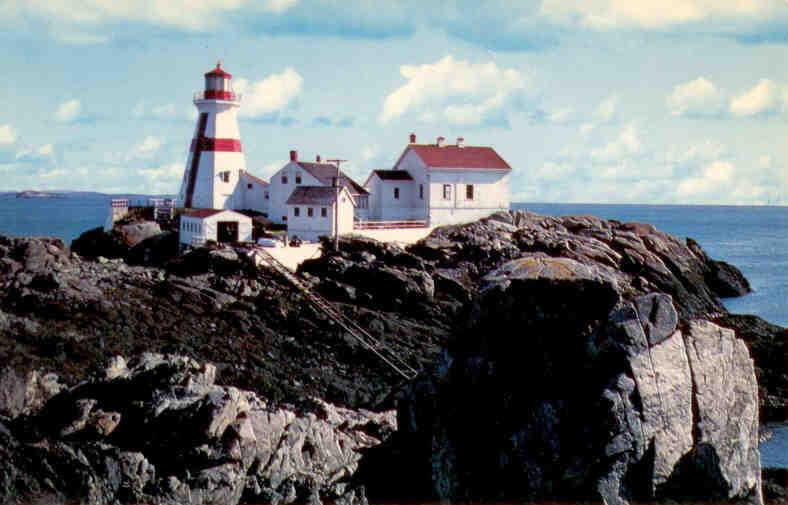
[202,90,236,100]
[190,138,242,152]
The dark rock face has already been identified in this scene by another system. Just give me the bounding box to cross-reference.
[1,354,394,505]
[0,235,448,412]
[764,468,788,505]
[381,277,761,504]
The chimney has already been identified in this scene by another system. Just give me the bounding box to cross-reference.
[316,154,321,162]
[436,136,445,147]
[409,132,416,144]
[290,150,298,162]
[456,136,465,148]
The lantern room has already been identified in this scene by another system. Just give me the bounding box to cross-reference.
[203,61,234,100]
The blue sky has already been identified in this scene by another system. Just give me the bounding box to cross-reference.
[0,0,787,204]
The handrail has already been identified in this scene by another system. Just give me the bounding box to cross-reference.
[250,248,418,380]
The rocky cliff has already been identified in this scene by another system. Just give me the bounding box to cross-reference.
[0,210,781,505]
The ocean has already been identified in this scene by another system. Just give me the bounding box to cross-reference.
[0,195,786,466]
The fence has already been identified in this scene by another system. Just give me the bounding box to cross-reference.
[353,219,428,230]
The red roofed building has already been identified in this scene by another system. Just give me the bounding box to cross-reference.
[365,133,511,226]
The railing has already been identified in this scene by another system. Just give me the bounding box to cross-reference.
[354,219,428,230]
[250,247,418,381]
[193,90,242,102]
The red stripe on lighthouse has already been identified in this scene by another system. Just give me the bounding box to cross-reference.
[183,113,209,208]
[190,138,242,152]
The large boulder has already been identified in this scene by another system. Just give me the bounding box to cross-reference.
[114,221,162,248]
[371,267,762,505]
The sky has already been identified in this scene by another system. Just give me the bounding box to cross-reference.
[0,0,787,205]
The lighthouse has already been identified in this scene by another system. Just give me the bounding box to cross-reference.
[177,62,246,210]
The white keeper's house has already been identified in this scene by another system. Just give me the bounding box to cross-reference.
[285,186,356,242]
[267,150,369,225]
[365,133,511,227]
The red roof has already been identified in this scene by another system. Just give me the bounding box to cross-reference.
[205,62,232,79]
[182,209,227,219]
[241,170,270,186]
[407,144,511,170]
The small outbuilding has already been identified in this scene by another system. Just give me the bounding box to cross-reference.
[179,209,253,247]
[285,186,355,242]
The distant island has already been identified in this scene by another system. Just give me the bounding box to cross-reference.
[14,190,64,199]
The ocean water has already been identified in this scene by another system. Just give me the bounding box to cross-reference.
[1,196,786,466]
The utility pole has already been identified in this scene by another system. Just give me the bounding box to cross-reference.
[326,159,347,252]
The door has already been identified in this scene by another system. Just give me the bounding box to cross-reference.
[217,221,239,243]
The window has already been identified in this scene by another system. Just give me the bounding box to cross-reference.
[443,184,452,200]
[466,184,474,200]
[282,215,287,222]
[307,207,314,217]
[264,191,269,200]
[220,171,230,183]
[247,183,253,189]
[282,175,288,184]
[294,207,300,217]
[419,184,424,199]
[321,207,327,217]
[394,187,400,200]
[295,174,302,184]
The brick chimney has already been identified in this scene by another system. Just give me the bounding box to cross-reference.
[290,150,298,162]
[409,132,416,144]
[436,136,445,147]
[316,154,321,162]
[456,136,465,148]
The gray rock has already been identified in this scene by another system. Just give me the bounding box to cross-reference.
[0,353,395,505]
[115,222,162,248]
[0,366,64,418]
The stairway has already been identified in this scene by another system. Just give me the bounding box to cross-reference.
[250,248,419,381]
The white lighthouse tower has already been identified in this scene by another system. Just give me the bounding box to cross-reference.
[177,62,246,210]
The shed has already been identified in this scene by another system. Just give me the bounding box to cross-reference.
[179,209,253,247]
[285,186,355,242]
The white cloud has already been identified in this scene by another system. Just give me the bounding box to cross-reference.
[667,77,725,117]
[730,78,783,117]
[54,99,81,123]
[4,0,297,33]
[591,123,641,162]
[547,107,573,124]
[0,124,17,145]
[379,55,526,127]
[235,68,303,118]
[540,0,783,30]
[15,143,54,162]
[676,160,735,197]
[139,161,183,194]
[580,95,618,134]
[136,136,162,154]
